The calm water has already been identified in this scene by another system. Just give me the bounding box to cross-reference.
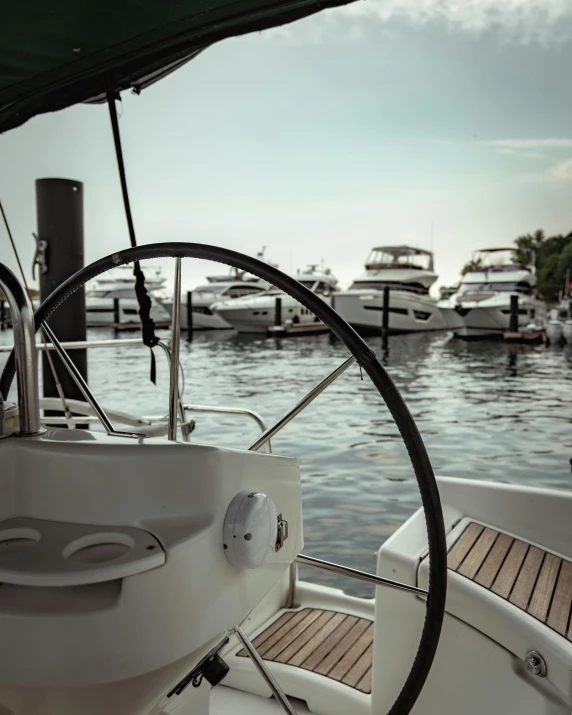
[1,327,571,596]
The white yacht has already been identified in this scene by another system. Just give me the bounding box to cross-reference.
[165,269,269,330]
[86,264,170,327]
[332,246,445,334]
[213,265,339,334]
[438,248,546,339]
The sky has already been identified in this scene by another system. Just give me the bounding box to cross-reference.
[2,0,572,294]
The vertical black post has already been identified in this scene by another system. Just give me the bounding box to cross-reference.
[381,286,390,346]
[113,298,120,326]
[509,294,519,333]
[0,298,5,330]
[37,178,87,418]
[186,291,193,340]
[275,297,282,327]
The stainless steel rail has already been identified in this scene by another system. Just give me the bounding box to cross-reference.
[233,626,298,715]
[0,264,41,434]
[0,338,146,353]
[157,340,191,442]
[168,258,182,442]
[183,403,270,452]
[295,554,428,597]
[248,356,356,452]
[41,323,142,439]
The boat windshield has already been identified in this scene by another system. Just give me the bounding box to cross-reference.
[468,249,524,271]
[193,284,229,294]
[365,247,433,271]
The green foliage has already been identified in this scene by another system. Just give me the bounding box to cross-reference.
[461,257,482,276]
[513,229,572,302]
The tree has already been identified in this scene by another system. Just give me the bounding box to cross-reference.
[513,229,544,267]
[461,257,482,275]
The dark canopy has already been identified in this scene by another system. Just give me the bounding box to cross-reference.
[1,0,355,134]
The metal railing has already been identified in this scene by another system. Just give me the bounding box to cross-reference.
[0,264,41,434]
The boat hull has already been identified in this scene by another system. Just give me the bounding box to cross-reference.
[214,295,326,334]
[445,295,546,340]
[333,290,445,334]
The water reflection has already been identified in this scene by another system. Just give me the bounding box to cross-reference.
[1,327,571,597]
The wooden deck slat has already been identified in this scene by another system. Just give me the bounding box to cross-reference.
[327,623,374,681]
[450,522,572,642]
[448,522,484,571]
[475,533,514,588]
[313,618,371,677]
[528,553,561,621]
[253,609,314,657]
[458,528,498,579]
[491,539,529,599]
[355,666,373,694]
[509,546,544,610]
[236,609,374,694]
[300,615,359,671]
[547,560,572,635]
[261,609,323,660]
[341,642,373,687]
[274,611,337,665]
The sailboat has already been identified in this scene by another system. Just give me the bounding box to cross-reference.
[1,5,571,715]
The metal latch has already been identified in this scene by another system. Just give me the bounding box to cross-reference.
[275,514,289,552]
[32,233,48,279]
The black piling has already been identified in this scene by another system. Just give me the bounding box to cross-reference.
[509,294,519,333]
[381,286,390,349]
[37,178,87,422]
[0,298,6,330]
[274,297,282,327]
[113,298,120,327]
[186,291,193,340]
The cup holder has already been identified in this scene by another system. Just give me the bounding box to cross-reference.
[64,533,135,565]
[0,527,41,556]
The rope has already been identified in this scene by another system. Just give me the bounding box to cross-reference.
[106,88,159,383]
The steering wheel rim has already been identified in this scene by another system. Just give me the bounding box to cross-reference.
[0,242,447,715]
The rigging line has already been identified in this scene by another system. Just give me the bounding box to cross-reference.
[106,87,160,385]
[106,89,137,249]
[0,199,28,290]
[0,197,74,425]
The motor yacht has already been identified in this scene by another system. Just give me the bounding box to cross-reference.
[213,265,338,334]
[332,246,445,334]
[438,248,546,339]
[86,264,170,327]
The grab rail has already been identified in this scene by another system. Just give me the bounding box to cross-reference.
[0,264,41,434]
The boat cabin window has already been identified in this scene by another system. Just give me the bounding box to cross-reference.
[226,285,263,297]
[460,281,532,294]
[349,281,429,295]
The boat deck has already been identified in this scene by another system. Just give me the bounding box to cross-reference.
[449,521,572,640]
[237,608,373,694]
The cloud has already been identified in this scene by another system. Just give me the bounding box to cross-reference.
[340,0,572,46]
[487,138,572,149]
[496,148,545,160]
[483,138,572,161]
[551,157,572,179]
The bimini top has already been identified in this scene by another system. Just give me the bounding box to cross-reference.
[0,0,356,134]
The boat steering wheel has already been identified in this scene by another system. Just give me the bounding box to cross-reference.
[0,242,447,715]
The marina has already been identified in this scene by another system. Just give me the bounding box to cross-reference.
[2,0,572,712]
